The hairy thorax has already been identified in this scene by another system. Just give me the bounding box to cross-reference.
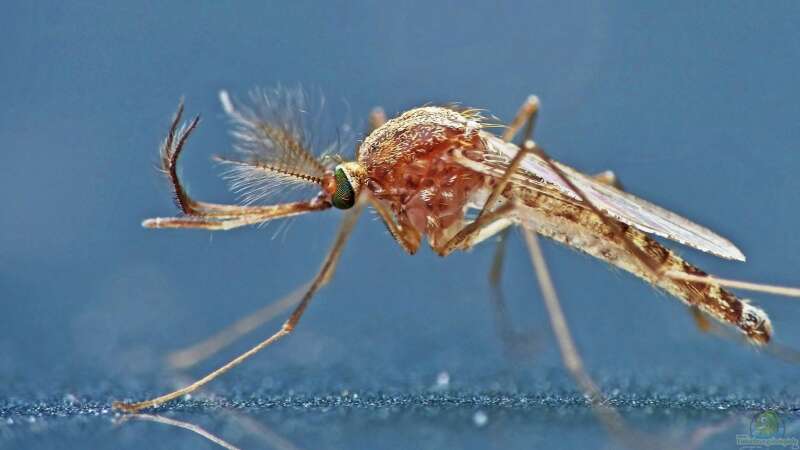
[359,107,488,246]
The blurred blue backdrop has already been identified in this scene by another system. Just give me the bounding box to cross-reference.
[1,2,799,449]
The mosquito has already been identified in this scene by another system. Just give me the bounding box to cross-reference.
[114,88,800,442]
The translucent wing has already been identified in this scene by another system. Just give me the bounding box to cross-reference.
[455,133,746,261]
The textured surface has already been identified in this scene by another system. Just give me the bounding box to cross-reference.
[2,1,800,449]
[2,372,800,450]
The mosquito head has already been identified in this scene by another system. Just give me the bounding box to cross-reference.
[326,161,366,209]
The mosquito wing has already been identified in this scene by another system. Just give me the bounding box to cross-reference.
[455,133,746,261]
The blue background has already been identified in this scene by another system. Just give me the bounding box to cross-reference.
[1,2,799,449]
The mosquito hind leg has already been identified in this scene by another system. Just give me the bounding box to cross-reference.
[114,202,363,412]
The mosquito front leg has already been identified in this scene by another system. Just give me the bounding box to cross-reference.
[114,201,363,412]
[368,194,422,254]
[163,106,385,371]
[166,283,307,369]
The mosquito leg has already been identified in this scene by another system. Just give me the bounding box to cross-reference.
[435,201,517,256]
[161,104,386,370]
[501,95,540,142]
[114,201,363,412]
[368,194,422,254]
[427,96,542,353]
[488,228,514,344]
[521,228,602,398]
[486,228,540,359]
[118,414,242,450]
[507,101,664,448]
[167,283,308,369]
[488,228,511,289]
[477,96,540,221]
[429,201,542,354]
[520,227,663,449]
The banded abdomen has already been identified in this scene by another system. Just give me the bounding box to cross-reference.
[511,185,772,344]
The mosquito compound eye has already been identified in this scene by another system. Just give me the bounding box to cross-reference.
[332,167,356,209]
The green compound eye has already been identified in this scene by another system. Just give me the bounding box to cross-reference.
[332,167,356,209]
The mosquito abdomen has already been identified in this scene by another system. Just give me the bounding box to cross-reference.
[657,247,772,344]
[515,188,772,344]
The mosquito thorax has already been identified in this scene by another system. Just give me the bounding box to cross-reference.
[356,106,487,243]
[330,162,366,209]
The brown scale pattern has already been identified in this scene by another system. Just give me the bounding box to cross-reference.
[516,186,770,344]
